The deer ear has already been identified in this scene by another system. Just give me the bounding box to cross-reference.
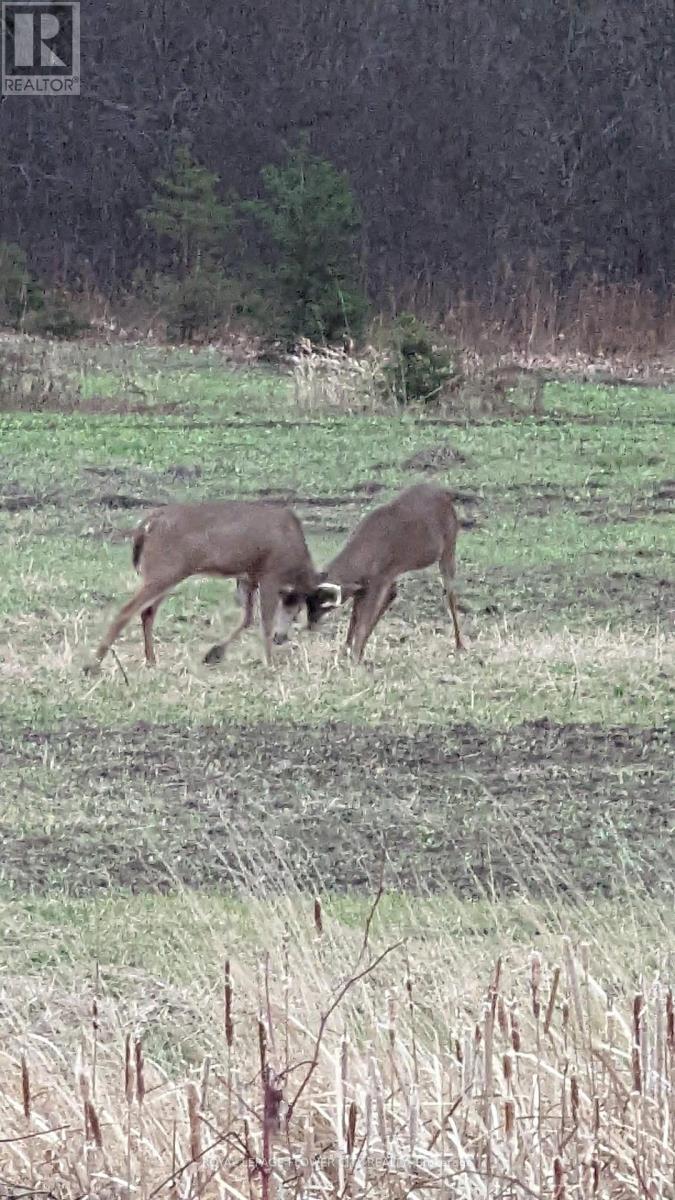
[317,582,342,607]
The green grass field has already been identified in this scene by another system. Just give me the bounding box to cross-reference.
[0,336,673,1195]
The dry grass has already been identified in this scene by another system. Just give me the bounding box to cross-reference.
[1,602,671,730]
[1,895,673,1198]
[291,341,388,413]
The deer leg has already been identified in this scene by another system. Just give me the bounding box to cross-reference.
[85,577,181,671]
[344,594,363,650]
[141,602,161,667]
[203,581,255,665]
[345,584,396,652]
[440,553,465,651]
[257,577,282,666]
[349,581,395,664]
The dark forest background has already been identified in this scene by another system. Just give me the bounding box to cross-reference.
[1,0,674,323]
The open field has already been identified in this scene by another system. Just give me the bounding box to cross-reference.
[0,335,673,1195]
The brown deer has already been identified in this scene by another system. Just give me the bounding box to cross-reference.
[84,501,340,672]
[295,483,465,663]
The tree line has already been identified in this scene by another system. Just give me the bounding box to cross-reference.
[1,0,674,308]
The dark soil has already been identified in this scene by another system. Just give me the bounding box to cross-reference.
[3,720,672,900]
[391,564,673,625]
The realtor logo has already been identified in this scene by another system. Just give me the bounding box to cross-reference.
[2,2,80,95]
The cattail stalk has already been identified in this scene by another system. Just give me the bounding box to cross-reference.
[632,993,643,1094]
[405,955,420,1086]
[20,1053,31,1121]
[124,1034,133,1200]
[554,1155,566,1200]
[135,1037,146,1200]
[186,1081,202,1175]
[92,977,99,1099]
[85,1099,103,1150]
[544,965,561,1036]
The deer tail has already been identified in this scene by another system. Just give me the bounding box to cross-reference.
[132,520,149,572]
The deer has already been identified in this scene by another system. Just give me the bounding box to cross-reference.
[83,501,341,672]
[276,483,466,663]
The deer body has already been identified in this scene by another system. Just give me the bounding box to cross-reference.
[304,484,465,662]
[86,501,337,670]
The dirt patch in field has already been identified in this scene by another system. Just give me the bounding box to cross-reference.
[2,720,672,899]
[479,481,674,523]
[402,443,470,471]
[389,562,673,625]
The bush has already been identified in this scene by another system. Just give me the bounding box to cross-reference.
[380,313,460,406]
[0,242,44,328]
[152,268,242,341]
[246,143,368,348]
[25,293,88,339]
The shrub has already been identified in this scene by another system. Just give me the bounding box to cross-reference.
[26,292,88,339]
[380,313,460,406]
[151,268,242,342]
[0,242,44,328]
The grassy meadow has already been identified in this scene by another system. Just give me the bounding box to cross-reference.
[0,334,673,1196]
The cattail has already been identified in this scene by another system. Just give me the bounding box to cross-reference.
[562,999,570,1035]
[224,960,234,1049]
[92,992,99,1096]
[666,987,674,1054]
[544,966,561,1035]
[20,1053,31,1121]
[632,993,643,1093]
[85,1099,103,1150]
[504,1097,516,1142]
[510,1004,521,1053]
[570,1074,580,1125]
[502,1052,513,1089]
[497,994,509,1039]
[263,1066,285,1135]
[405,956,420,1083]
[590,1156,600,1195]
[124,1034,134,1105]
[186,1082,201,1164]
[258,1015,267,1076]
[134,1037,145,1106]
[531,952,542,1019]
[314,896,323,937]
[631,1043,642,1093]
[553,1155,566,1200]
[346,1101,357,1155]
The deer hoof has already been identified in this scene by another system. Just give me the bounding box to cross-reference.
[203,644,225,666]
[82,658,102,677]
